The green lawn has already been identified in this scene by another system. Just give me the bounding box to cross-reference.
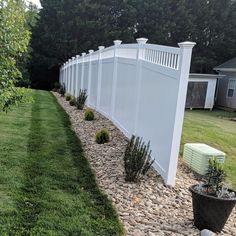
[181,110,236,188]
[0,90,123,235]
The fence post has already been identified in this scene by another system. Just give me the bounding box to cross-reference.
[64,63,67,87]
[62,64,65,86]
[167,41,196,186]
[65,62,68,89]
[87,50,94,105]
[66,62,68,94]
[65,62,67,93]
[59,67,61,85]
[72,57,76,96]
[64,63,66,86]
[96,46,105,110]
[68,59,71,95]
[68,59,72,95]
[110,40,122,119]
[75,55,80,97]
[80,52,86,93]
[68,58,72,95]
[133,38,148,135]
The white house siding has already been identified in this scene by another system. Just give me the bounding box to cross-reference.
[216,71,236,110]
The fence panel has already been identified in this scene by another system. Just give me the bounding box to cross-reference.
[60,38,195,186]
[83,62,89,91]
[89,61,99,108]
[113,58,137,136]
[99,59,114,117]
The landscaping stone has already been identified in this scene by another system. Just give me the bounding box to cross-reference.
[53,92,236,236]
[201,229,215,236]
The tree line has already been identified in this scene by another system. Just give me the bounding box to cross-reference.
[1,0,236,94]
[0,0,34,111]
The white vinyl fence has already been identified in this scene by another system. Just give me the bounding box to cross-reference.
[59,38,195,186]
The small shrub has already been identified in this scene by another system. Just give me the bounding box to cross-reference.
[95,129,110,144]
[124,135,154,182]
[201,158,226,196]
[69,98,76,106]
[194,158,236,199]
[84,109,94,121]
[59,83,66,97]
[54,81,60,89]
[76,89,88,110]
[66,95,71,101]
[52,88,57,92]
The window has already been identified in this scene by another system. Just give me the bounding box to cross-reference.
[227,79,236,98]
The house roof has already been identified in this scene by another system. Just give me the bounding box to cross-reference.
[214,57,236,71]
[189,73,224,79]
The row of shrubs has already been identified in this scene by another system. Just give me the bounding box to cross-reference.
[65,91,87,110]
[56,83,153,182]
[63,88,111,145]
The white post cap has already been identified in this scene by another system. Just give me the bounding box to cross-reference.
[113,40,122,45]
[76,55,80,58]
[136,38,148,44]
[69,59,71,62]
[89,50,94,54]
[98,46,105,50]
[178,41,196,49]
[82,52,86,56]
[72,56,75,59]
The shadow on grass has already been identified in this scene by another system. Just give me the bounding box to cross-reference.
[11,91,123,235]
[53,94,121,223]
[13,92,45,235]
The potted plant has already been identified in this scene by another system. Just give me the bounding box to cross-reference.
[189,158,236,233]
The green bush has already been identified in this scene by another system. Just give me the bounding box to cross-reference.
[66,95,71,101]
[95,129,110,144]
[124,135,154,182]
[76,89,88,110]
[69,98,76,106]
[54,81,60,89]
[204,158,226,194]
[52,88,57,92]
[59,83,66,97]
[84,109,94,121]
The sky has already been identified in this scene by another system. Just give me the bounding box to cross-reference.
[27,0,42,8]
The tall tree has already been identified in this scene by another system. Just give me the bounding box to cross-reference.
[135,0,236,73]
[17,2,39,87]
[30,0,137,89]
[135,0,193,45]
[30,0,236,88]
[0,0,31,111]
[187,0,236,73]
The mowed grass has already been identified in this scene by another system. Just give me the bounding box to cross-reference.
[181,109,236,188]
[0,90,123,235]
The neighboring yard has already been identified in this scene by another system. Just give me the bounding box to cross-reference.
[181,110,236,188]
[0,90,122,235]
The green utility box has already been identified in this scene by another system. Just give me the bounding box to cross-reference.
[183,143,225,175]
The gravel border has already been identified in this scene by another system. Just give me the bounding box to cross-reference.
[53,92,236,236]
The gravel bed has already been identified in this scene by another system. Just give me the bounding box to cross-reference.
[53,92,236,236]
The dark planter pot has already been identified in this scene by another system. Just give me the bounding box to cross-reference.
[189,185,236,232]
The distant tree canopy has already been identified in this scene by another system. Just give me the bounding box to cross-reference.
[30,0,236,89]
[0,0,31,111]
[17,2,39,88]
